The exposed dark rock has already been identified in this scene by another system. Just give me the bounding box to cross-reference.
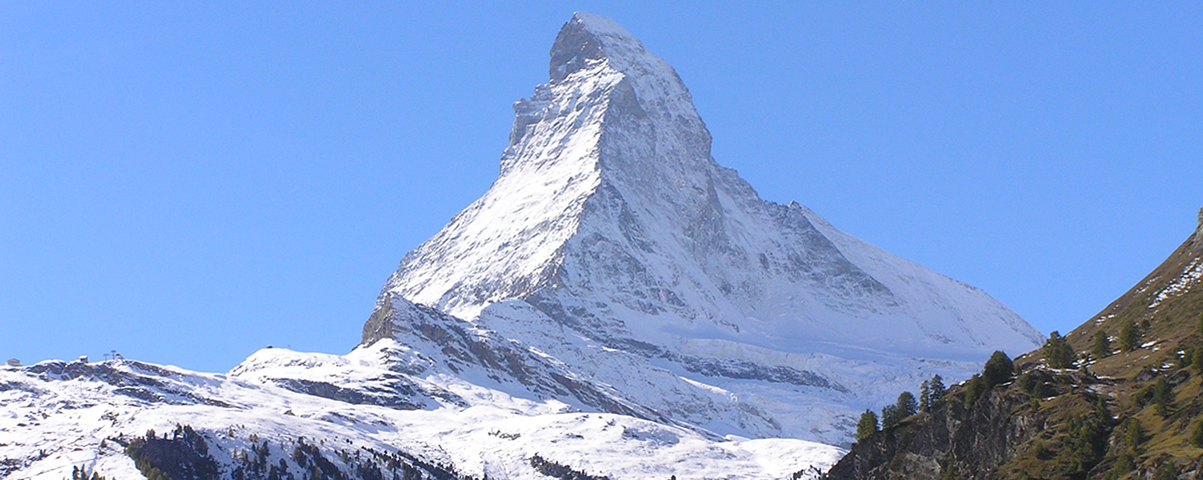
[268,378,425,410]
[825,373,1068,480]
[361,293,397,347]
[549,18,607,84]
[125,425,220,480]
[529,454,610,480]
[673,354,848,393]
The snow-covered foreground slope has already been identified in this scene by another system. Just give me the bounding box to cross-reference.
[0,350,841,480]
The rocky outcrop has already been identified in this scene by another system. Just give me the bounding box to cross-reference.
[824,367,1127,480]
[826,374,1051,480]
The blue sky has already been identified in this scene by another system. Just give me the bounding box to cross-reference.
[2,3,1200,372]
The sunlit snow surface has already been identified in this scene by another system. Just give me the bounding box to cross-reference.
[0,347,842,480]
[377,12,1043,444]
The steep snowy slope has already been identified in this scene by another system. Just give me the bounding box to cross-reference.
[371,12,1042,443]
[383,13,1040,359]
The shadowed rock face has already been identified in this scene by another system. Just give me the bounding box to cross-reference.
[549,19,606,83]
[824,372,1062,480]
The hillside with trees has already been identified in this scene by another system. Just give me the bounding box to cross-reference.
[824,209,1203,480]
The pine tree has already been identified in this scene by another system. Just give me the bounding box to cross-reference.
[896,391,918,419]
[983,351,1014,387]
[1153,377,1173,417]
[928,375,946,404]
[1091,330,1111,359]
[855,410,879,441]
[1042,332,1075,368]
[881,404,900,429]
[919,380,931,411]
[1119,319,1140,352]
[963,374,985,408]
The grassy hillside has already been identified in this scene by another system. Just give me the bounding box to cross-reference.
[826,210,1203,480]
[1010,213,1203,478]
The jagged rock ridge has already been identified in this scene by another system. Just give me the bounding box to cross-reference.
[369,12,1043,444]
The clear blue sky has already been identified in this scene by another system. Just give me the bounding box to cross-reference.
[2,3,1201,372]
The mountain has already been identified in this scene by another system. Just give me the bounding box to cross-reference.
[369,11,1041,444]
[826,208,1203,479]
[0,12,1043,480]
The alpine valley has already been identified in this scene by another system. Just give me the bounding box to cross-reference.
[0,13,1044,480]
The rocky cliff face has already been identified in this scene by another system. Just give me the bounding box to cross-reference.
[825,369,1104,480]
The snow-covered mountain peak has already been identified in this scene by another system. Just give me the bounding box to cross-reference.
[371,12,1043,444]
[549,12,639,82]
[390,12,721,321]
[549,12,686,100]
[385,12,1039,358]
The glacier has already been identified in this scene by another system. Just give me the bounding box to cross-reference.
[0,12,1043,480]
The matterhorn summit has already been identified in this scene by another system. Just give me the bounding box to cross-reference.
[372,12,1042,442]
[0,13,1044,480]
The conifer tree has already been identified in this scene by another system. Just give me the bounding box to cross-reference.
[928,375,945,404]
[919,380,931,411]
[881,404,900,429]
[963,374,985,407]
[1091,330,1111,360]
[896,391,918,418]
[1119,319,1140,352]
[1153,377,1173,417]
[855,410,879,441]
[1042,332,1075,368]
[983,351,1014,387]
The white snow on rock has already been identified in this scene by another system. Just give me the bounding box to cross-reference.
[373,11,1043,444]
[0,353,841,480]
